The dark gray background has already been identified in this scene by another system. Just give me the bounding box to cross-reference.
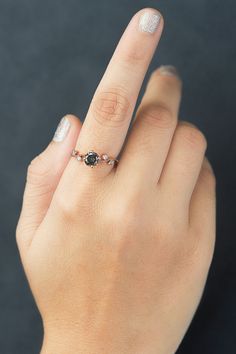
[0,0,236,353]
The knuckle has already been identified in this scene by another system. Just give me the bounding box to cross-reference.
[91,88,130,127]
[105,195,140,233]
[140,104,176,130]
[27,154,51,185]
[202,165,216,190]
[55,193,79,220]
[116,203,138,229]
[25,154,56,198]
[54,184,98,222]
[16,220,34,252]
[179,124,207,150]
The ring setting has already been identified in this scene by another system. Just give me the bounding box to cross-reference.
[71,149,118,168]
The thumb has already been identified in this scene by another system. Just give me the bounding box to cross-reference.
[16,114,82,253]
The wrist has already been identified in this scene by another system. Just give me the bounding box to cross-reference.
[40,327,153,354]
[41,333,86,354]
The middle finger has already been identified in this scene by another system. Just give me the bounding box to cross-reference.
[117,66,182,185]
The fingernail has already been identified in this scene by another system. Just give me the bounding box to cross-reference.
[158,65,179,77]
[53,116,71,142]
[139,11,161,34]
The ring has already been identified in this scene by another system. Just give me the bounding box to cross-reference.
[71,149,119,168]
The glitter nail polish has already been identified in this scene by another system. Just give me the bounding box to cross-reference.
[139,11,161,34]
[53,117,71,142]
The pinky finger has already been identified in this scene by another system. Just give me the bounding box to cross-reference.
[16,114,82,254]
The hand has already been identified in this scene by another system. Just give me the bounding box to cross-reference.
[16,8,216,354]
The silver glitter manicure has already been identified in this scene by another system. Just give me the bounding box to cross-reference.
[53,117,71,142]
[139,11,161,34]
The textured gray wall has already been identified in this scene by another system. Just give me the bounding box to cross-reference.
[0,0,236,353]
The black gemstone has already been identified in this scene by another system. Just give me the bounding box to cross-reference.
[84,151,99,167]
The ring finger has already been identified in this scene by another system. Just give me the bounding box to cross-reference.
[63,8,164,181]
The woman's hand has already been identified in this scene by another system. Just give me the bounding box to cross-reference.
[16,8,216,354]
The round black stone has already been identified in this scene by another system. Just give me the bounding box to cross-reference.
[84,151,99,166]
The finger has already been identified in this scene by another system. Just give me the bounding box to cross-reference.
[189,158,216,256]
[65,8,163,178]
[16,115,82,253]
[160,122,207,214]
[117,65,182,186]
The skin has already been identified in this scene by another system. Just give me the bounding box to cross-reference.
[16,8,216,354]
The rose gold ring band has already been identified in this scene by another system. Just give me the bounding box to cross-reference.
[71,149,119,168]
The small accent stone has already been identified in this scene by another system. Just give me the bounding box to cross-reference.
[76,155,82,161]
[71,149,78,156]
[108,160,114,165]
[101,154,109,161]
